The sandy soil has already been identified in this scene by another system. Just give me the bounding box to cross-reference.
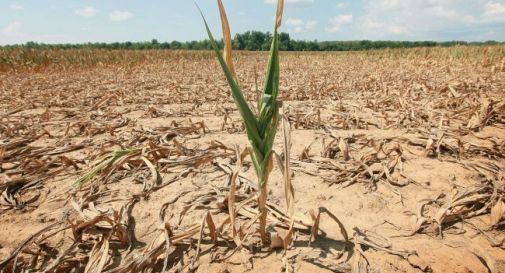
[0,48,504,273]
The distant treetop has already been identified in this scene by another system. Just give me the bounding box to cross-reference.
[2,31,502,51]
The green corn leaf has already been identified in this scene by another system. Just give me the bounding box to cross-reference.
[262,28,280,99]
[258,30,280,135]
[262,103,279,156]
[196,5,264,151]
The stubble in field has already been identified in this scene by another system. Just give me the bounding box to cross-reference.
[0,46,504,273]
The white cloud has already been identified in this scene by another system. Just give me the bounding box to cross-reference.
[388,25,409,34]
[431,5,458,19]
[109,10,133,22]
[463,15,477,23]
[326,14,353,33]
[286,18,304,27]
[361,19,409,36]
[2,21,22,35]
[9,2,23,10]
[482,1,505,22]
[357,0,505,39]
[75,7,97,17]
[378,0,401,9]
[286,18,317,33]
[264,0,314,7]
[336,3,347,9]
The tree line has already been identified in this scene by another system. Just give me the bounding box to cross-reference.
[2,31,502,51]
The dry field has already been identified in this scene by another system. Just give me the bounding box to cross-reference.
[0,46,504,273]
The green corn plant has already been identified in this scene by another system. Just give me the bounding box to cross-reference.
[197,0,284,244]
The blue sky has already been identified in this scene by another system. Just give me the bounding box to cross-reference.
[1,0,504,45]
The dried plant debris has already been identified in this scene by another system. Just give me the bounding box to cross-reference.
[411,181,505,240]
[1,41,504,272]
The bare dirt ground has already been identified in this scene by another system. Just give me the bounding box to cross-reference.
[1,48,504,273]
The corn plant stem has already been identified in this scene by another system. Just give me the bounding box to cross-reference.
[258,176,269,244]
